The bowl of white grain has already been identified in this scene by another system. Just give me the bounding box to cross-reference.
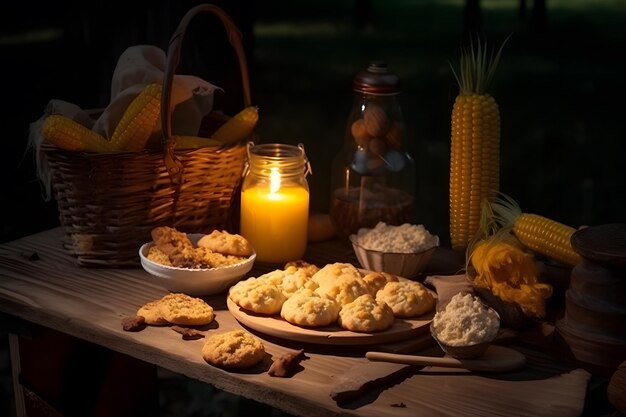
[349,222,439,278]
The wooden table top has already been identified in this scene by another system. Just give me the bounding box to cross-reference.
[0,228,593,417]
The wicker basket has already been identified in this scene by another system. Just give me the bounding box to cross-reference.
[41,4,252,267]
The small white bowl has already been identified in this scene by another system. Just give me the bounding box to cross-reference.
[139,234,255,296]
[349,234,439,278]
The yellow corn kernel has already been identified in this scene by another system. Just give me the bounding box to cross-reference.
[173,135,221,149]
[449,37,506,251]
[211,105,258,145]
[449,93,500,250]
[513,213,581,267]
[42,114,115,152]
[111,83,162,151]
[491,194,582,267]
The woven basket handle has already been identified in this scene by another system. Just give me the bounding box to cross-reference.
[161,4,252,184]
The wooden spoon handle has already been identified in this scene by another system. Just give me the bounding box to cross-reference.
[366,345,526,372]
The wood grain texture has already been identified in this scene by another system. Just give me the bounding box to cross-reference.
[0,228,592,417]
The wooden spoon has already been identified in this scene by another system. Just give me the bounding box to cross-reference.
[366,345,526,372]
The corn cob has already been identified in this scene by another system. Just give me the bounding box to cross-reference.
[42,114,115,152]
[211,105,258,145]
[111,83,162,151]
[173,135,221,149]
[449,37,506,251]
[491,194,582,267]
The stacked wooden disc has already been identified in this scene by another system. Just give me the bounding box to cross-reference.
[556,223,626,374]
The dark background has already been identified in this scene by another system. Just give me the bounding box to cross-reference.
[1,1,625,415]
[1,0,625,248]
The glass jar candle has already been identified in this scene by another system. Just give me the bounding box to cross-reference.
[240,142,311,264]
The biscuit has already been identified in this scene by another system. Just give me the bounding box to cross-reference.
[137,299,169,325]
[279,265,318,298]
[311,262,363,294]
[146,246,172,266]
[197,230,253,257]
[280,289,340,327]
[256,269,287,286]
[338,294,395,333]
[151,226,194,257]
[316,274,370,306]
[158,293,215,326]
[362,271,399,296]
[228,277,286,315]
[284,260,320,278]
[202,330,266,369]
[375,281,435,318]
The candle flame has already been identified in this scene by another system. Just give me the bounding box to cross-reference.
[270,167,281,194]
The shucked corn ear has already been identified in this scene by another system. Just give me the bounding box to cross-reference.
[111,83,162,151]
[491,194,582,267]
[449,37,507,251]
[42,115,115,152]
[211,105,258,145]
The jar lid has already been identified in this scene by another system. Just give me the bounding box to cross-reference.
[353,61,401,95]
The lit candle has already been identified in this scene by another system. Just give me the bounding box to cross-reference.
[240,143,310,264]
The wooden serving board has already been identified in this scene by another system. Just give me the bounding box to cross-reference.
[226,297,433,346]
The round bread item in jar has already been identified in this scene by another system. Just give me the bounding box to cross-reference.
[363,104,391,137]
[385,121,403,149]
[351,118,371,148]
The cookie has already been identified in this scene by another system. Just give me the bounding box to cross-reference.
[284,260,320,278]
[202,330,266,369]
[316,274,370,306]
[146,246,172,266]
[311,262,363,294]
[375,281,435,318]
[197,230,253,257]
[158,293,215,326]
[338,294,395,333]
[280,289,340,327]
[137,299,168,325]
[151,226,194,257]
[228,277,286,315]
[362,271,399,296]
[279,265,318,298]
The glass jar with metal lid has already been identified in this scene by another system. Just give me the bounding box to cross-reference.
[330,61,415,238]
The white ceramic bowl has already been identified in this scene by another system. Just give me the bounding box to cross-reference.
[139,234,255,296]
[349,234,439,278]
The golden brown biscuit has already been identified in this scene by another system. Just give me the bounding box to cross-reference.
[338,294,395,333]
[228,277,286,315]
[158,293,215,325]
[197,230,253,257]
[151,226,194,258]
[146,246,172,266]
[284,260,320,278]
[137,299,168,325]
[202,330,266,369]
[280,289,340,327]
[316,274,370,306]
[362,271,399,296]
[375,281,435,318]
[279,265,319,298]
[311,262,362,294]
